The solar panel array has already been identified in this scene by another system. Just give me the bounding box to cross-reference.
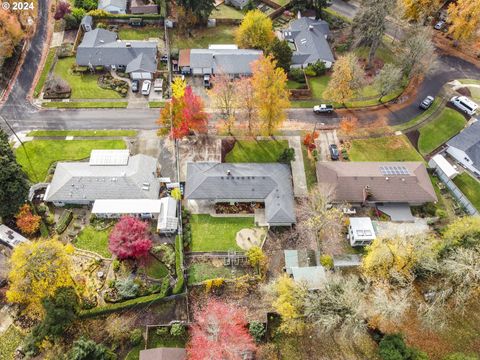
[379,165,409,176]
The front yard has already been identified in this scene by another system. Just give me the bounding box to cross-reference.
[418,108,466,155]
[348,135,423,162]
[53,57,122,99]
[15,139,126,182]
[170,25,237,49]
[225,140,289,163]
[453,172,480,211]
[190,214,254,252]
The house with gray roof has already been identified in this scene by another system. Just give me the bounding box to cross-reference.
[224,0,249,9]
[282,17,335,69]
[44,150,160,206]
[283,250,326,290]
[447,120,480,176]
[185,162,296,226]
[76,28,158,79]
[0,224,29,248]
[178,46,263,76]
[98,0,126,14]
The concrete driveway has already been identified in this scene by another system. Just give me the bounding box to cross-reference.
[373,218,430,239]
[315,130,339,161]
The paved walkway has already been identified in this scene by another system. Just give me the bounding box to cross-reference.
[50,31,64,48]
[278,136,308,197]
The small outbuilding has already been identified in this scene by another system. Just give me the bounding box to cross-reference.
[283,249,326,290]
[0,224,29,248]
[429,154,459,179]
[348,217,376,247]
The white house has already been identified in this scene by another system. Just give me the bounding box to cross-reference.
[98,0,126,14]
[446,120,480,177]
[0,224,29,248]
[348,217,376,247]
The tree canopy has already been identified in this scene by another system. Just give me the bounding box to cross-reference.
[108,216,152,260]
[236,10,275,51]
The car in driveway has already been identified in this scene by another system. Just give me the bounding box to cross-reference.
[419,96,434,110]
[434,20,445,30]
[313,104,334,114]
[141,80,151,96]
[131,80,139,93]
[450,95,478,116]
[329,144,339,160]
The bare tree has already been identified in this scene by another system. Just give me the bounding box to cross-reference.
[236,76,257,135]
[369,283,412,328]
[375,64,403,102]
[399,25,436,79]
[208,69,238,134]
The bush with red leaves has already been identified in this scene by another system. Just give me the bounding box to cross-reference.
[108,216,152,260]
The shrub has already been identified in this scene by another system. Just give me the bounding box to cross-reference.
[288,68,305,83]
[379,334,429,360]
[156,327,169,336]
[15,204,41,236]
[320,255,334,270]
[112,259,120,272]
[170,323,185,337]
[130,329,143,346]
[37,203,48,215]
[45,214,55,225]
[304,67,316,77]
[249,321,265,343]
[306,60,327,76]
[115,278,139,299]
[56,209,73,234]
[96,22,107,29]
[152,244,175,269]
[171,187,182,200]
[278,148,295,163]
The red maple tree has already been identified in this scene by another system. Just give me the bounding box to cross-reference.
[157,85,208,139]
[186,299,256,360]
[108,216,152,260]
[15,204,41,236]
[54,1,71,20]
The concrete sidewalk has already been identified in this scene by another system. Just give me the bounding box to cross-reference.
[278,136,308,197]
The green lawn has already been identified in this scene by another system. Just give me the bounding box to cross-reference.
[287,80,307,89]
[145,256,169,279]
[34,48,57,97]
[225,140,289,163]
[75,225,112,258]
[147,329,187,348]
[209,4,244,19]
[171,25,237,49]
[458,79,480,85]
[42,101,127,108]
[149,101,166,108]
[27,130,137,137]
[393,98,442,132]
[0,326,23,360]
[272,0,290,5]
[418,108,466,155]
[15,139,126,182]
[348,135,423,162]
[354,43,396,65]
[118,26,164,40]
[308,75,331,99]
[302,143,317,190]
[188,262,246,285]
[469,87,480,102]
[53,57,122,99]
[190,214,254,252]
[453,172,480,211]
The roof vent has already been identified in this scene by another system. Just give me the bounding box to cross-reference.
[126,42,132,47]
[385,177,389,181]
[309,25,314,30]
[226,170,231,176]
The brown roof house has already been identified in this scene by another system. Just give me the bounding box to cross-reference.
[139,348,186,360]
[316,162,437,206]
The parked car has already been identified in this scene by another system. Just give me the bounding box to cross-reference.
[141,80,151,96]
[329,144,339,160]
[450,95,478,116]
[131,80,139,93]
[203,74,211,89]
[154,78,163,93]
[313,104,334,114]
[419,95,434,110]
[434,20,445,30]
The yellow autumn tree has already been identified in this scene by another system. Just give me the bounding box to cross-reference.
[0,9,24,61]
[447,0,480,42]
[7,238,74,318]
[251,55,290,136]
[171,77,186,99]
[401,0,441,21]
[246,246,268,276]
[235,9,275,50]
[272,275,306,335]
[323,53,364,105]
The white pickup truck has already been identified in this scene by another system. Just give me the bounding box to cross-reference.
[313,104,334,114]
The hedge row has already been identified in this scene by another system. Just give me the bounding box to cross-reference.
[172,235,184,294]
[91,14,164,20]
[55,210,73,234]
[79,292,169,318]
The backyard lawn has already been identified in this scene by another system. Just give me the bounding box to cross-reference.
[225,140,289,163]
[188,262,246,285]
[15,139,126,182]
[209,4,244,19]
[190,215,254,252]
[53,57,122,99]
[453,172,480,211]
[118,26,164,40]
[170,25,237,49]
[144,256,169,279]
[348,135,423,162]
[418,108,466,155]
[75,225,112,258]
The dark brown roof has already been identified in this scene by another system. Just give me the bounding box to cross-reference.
[140,348,186,360]
[178,49,190,67]
[316,162,437,204]
[130,4,159,14]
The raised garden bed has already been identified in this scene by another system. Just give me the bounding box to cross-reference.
[215,202,264,215]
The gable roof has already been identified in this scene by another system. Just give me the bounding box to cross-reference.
[76,29,157,73]
[284,249,318,275]
[316,162,437,204]
[139,348,186,360]
[447,120,480,169]
[187,48,263,75]
[98,0,126,11]
[185,162,296,225]
[283,17,334,65]
[45,151,160,203]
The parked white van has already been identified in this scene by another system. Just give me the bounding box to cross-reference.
[450,96,478,116]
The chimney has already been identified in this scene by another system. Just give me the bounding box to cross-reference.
[226,170,231,176]
[309,25,314,30]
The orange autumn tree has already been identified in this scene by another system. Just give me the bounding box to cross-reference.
[157,78,208,139]
[15,204,41,236]
[0,9,24,62]
[447,0,480,43]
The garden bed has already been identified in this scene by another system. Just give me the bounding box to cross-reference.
[215,202,264,215]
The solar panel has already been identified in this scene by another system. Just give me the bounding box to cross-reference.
[380,165,409,176]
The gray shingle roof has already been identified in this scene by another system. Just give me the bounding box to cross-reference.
[185,162,296,225]
[189,49,263,75]
[284,17,335,65]
[98,0,126,12]
[316,161,437,204]
[447,120,480,170]
[45,153,160,203]
[76,29,157,73]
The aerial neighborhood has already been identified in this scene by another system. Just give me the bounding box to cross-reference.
[2,0,480,359]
